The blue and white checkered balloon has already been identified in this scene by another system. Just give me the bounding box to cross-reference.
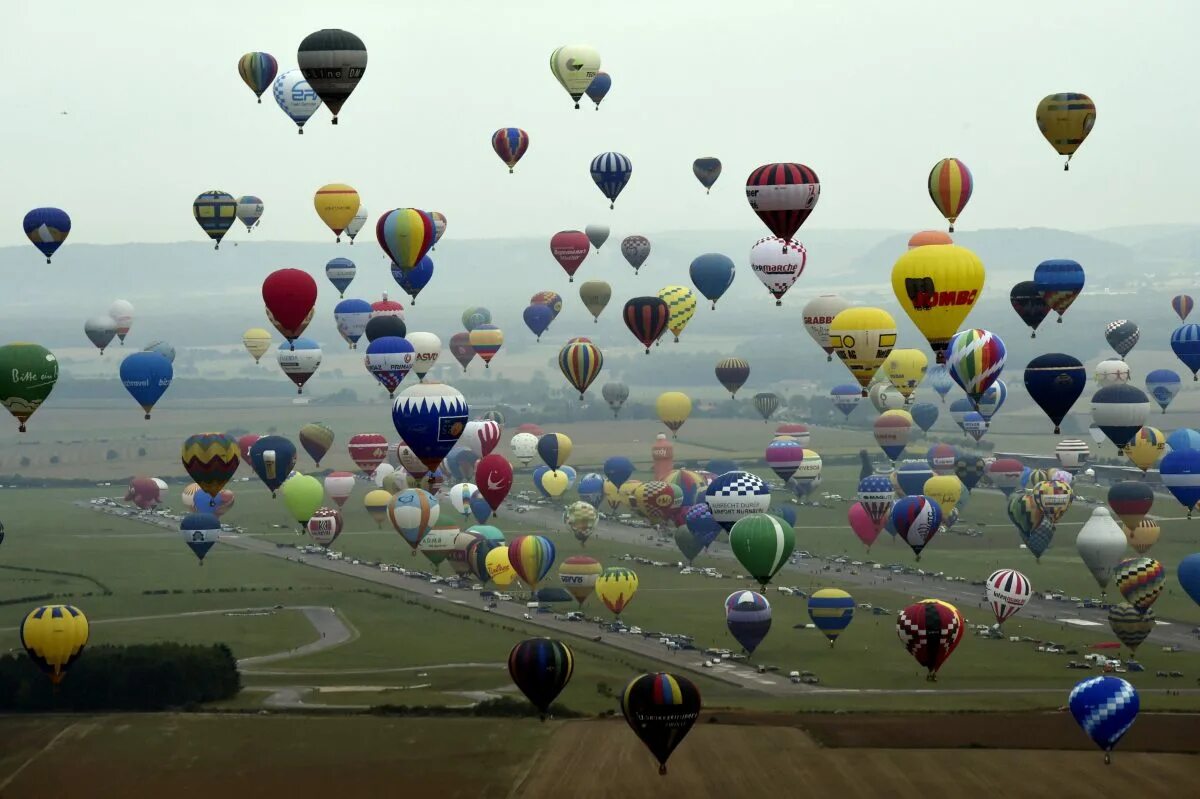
[1069,675,1139,763]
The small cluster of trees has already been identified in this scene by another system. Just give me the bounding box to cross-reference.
[0,643,240,711]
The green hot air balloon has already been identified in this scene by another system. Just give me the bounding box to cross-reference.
[673,528,705,565]
[729,513,794,588]
[281,474,324,532]
[0,343,59,432]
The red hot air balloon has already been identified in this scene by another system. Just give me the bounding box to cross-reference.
[475,453,513,511]
[550,230,590,282]
[262,269,318,347]
[348,433,389,477]
[449,332,475,371]
[237,434,261,465]
[896,599,964,681]
[624,297,670,354]
[745,163,820,246]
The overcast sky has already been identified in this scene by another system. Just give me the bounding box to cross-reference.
[3,0,1197,247]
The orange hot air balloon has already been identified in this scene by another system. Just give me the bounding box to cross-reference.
[651,434,674,481]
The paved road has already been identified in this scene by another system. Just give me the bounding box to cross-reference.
[238,606,355,668]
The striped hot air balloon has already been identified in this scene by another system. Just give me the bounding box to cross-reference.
[621,672,701,775]
[1114,557,1166,612]
[623,296,670,353]
[1172,294,1194,322]
[1107,604,1154,653]
[192,191,237,249]
[388,488,439,552]
[724,590,772,654]
[468,323,503,368]
[558,340,603,400]
[927,158,973,232]
[589,151,632,208]
[807,588,855,647]
[508,638,574,719]
[945,329,1006,406]
[508,535,556,589]
[985,568,1031,625]
[376,208,435,272]
[1036,93,1097,170]
[237,51,279,102]
[491,127,530,173]
[745,162,820,243]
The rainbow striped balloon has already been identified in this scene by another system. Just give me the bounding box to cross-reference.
[945,328,1006,405]
[507,535,556,588]
[376,208,435,271]
[927,157,973,232]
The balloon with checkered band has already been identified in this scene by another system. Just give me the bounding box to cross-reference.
[1069,676,1139,763]
[704,471,770,533]
[896,599,963,680]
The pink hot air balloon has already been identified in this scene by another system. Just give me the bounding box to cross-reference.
[324,471,356,508]
[550,230,590,282]
[848,502,883,550]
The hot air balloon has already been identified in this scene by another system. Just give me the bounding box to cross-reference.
[376,208,435,272]
[1123,427,1164,473]
[873,410,913,461]
[550,45,601,108]
[910,402,939,433]
[491,127,529,173]
[558,340,603,400]
[508,535,556,589]
[281,474,324,531]
[621,672,701,775]
[391,383,468,473]
[21,605,89,685]
[467,324,503,369]
[313,183,360,242]
[235,195,264,232]
[360,489,389,527]
[590,152,632,208]
[705,472,771,532]
[986,569,1031,625]
[693,157,722,193]
[922,475,962,516]
[868,381,905,413]
[181,433,239,498]
[1010,280,1051,338]
[799,294,851,362]
[1172,294,1194,322]
[987,458,1024,497]
[897,599,964,680]
[192,191,237,249]
[1144,369,1180,413]
[848,502,883,549]
[1091,385,1150,449]
[725,590,772,655]
[891,245,985,364]
[1024,354,1086,433]
[857,474,894,524]
[1103,320,1139,358]
[1037,93,1096,170]
[1114,557,1165,612]
[1106,602,1154,655]
[84,315,116,354]
[745,163,820,242]
[891,495,942,560]
[908,230,953,248]
[387,488,439,551]
[305,507,343,548]
[1170,323,1200,380]
[1077,508,1129,592]
[298,423,334,467]
[766,438,805,483]
[508,638,574,720]
[322,471,354,508]
[624,297,670,353]
[298,28,367,124]
[321,257,356,298]
[262,269,318,347]
[577,280,611,323]
[753,392,780,422]
[583,225,610,251]
[1094,358,1130,388]
[1160,448,1200,516]
[276,338,321,394]
[347,433,388,477]
[657,285,697,342]
[248,435,298,497]
[1034,259,1085,323]
[596,566,638,617]
[654,392,692,438]
[549,230,590,282]
[119,351,172,419]
[23,207,71,263]
[585,71,610,108]
[714,358,750,397]
[729,513,794,588]
[272,69,321,133]
[559,555,602,606]
[829,307,897,394]
[806,588,855,647]
[749,236,806,307]
[1108,481,1153,530]
[882,348,928,399]
[1069,676,1138,765]
[945,329,1006,406]
[927,158,973,232]
[830,385,863,419]
[622,235,651,275]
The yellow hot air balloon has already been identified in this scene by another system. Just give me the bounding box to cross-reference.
[538,469,570,498]
[828,307,897,394]
[1123,518,1160,555]
[620,479,643,512]
[923,475,963,513]
[313,183,361,242]
[242,328,272,364]
[882,348,929,399]
[603,478,626,511]
[550,45,601,109]
[656,391,692,438]
[364,489,392,528]
[21,604,89,685]
[657,285,697,343]
[595,566,639,617]
[485,545,517,588]
[579,280,612,322]
[890,244,985,365]
[1123,427,1165,473]
[1036,93,1096,170]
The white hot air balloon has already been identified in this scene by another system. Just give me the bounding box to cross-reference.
[802,294,851,362]
[407,332,442,380]
[1076,507,1130,592]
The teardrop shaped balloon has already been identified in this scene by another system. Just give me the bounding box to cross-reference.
[927,158,973,232]
[891,245,985,364]
[1010,280,1051,338]
[829,307,897,393]
[1036,93,1096,170]
[549,45,601,108]
[376,208,435,272]
[298,28,367,124]
[262,269,318,345]
[558,340,603,399]
[896,599,963,680]
[745,163,820,241]
[491,127,530,173]
[192,191,237,249]
[0,343,59,432]
[508,638,574,719]
[621,673,701,775]
[313,183,360,242]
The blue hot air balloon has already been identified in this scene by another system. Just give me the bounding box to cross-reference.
[830,385,863,420]
[1145,369,1181,413]
[1172,294,1194,322]
[180,512,220,563]
[925,364,954,403]
[773,505,797,527]
[688,254,736,309]
[1024,353,1086,434]
[119,351,173,420]
[193,489,231,514]
[685,503,721,549]
[1158,449,1200,514]
[894,460,934,497]
[334,298,372,349]
[589,152,632,209]
[578,473,605,508]
[807,589,855,646]
[391,383,469,474]
[692,157,722,193]
[531,465,554,499]
[910,402,939,433]
[890,495,942,560]
[604,456,635,488]
[248,435,298,497]
[948,398,974,431]
[725,590,772,655]
[470,494,492,524]
[365,336,416,398]
[1166,428,1200,453]
[1033,259,1085,323]
[585,72,611,109]
[1179,553,1200,607]
[523,304,554,341]
[23,207,71,263]
[395,255,434,304]
[975,379,1007,423]
[325,257,356,297]
[1069,676,1139,763]
[1171,324,1200,380]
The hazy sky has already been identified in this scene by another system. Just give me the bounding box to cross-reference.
[3,0,1198,247]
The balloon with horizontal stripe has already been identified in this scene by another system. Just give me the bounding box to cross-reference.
[808,588,855,646]
[745,162,820,242]
[725,590,772,654]
[621,672,701,775]
[1036,93,1096,170]
[192,191,236,249]
[298,28,367,124]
